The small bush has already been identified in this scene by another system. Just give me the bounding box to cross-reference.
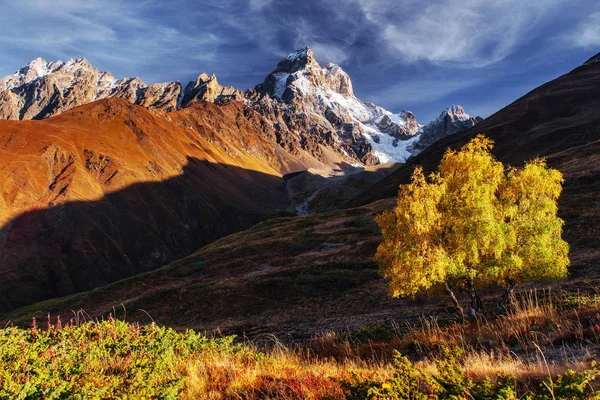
[0,319,236,399]
[343,349,599,399]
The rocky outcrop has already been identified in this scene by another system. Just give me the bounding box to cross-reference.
[411,105,481,151]
[182,73,243,106]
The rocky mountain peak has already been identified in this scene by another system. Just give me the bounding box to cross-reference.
[249,47,430,165]
[411,105,481,151]
[18,57,51,77]
[254,47,356,102]
[322,62,354,97]
[182,72,242,106]
[274,46,319,74]
[2,58,57,90]
[438,105,471,121]
[0,57,185,119]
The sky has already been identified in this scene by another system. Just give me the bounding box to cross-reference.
[0,0,599,122]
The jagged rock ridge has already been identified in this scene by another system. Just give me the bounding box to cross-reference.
[0,58,182,119]
[0,49,480,167]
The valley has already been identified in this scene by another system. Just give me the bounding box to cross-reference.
[3,51,600,340]
[1,33,599,397]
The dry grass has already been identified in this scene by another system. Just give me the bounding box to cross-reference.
[181,346,391,399]
[304,288,600,393]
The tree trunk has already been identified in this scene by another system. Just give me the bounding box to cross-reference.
[444,281,464,318]
[499,278,516,308]
[466,278,484,316]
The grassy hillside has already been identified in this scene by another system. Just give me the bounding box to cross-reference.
[2,201,410,338]
[2,290,600,399]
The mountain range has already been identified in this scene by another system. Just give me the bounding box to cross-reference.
[0,47,481,312]
[0,47,479,167]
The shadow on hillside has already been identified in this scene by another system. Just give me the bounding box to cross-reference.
[0,154,408,316]
[284,162,402,214]
[0,157,293,314]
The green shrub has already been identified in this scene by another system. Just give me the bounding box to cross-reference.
[343,349,598,400]
[0,319,236,399]
[529,362,600,400]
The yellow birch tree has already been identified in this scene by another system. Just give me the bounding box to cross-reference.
[375,135,569,314]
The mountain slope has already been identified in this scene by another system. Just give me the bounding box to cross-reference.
[0,98,330,312]
[349,52,600,204]
[348,53,600,271]
[1,202,424,338]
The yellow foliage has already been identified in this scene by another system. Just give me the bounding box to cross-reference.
[375,134,569,297]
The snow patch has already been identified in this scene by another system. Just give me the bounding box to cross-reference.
[289,74,313,97]
[361,123,421,164]
[286,47,310,61]
[272,72,290,100]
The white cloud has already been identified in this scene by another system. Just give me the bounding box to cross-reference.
[563,12,600,48]
[310,43,349,64]
[355,0,564,67]
[249,0,274,11]
[0,0,223,82]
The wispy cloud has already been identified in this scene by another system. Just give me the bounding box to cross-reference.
[562,12,600,48]
[0,0,597,122]
[249,0,274,11]
[0,0,223,82]
[354,0,565,67]
[364,73,487,107]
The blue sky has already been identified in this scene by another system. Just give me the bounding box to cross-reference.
[0,0,599,122]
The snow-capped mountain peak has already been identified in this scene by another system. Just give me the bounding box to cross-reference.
[252,48,424,164]
[437,105,473,122]
[285,46,312,62]
[410,105,482,152]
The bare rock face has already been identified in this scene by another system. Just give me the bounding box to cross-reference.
[182,73,243,106]
[373,110,420,139]
[411,105,481,151]
[0,58,182,120]
[137,82,182,111]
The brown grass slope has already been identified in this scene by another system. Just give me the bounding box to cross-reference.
[2,201,429,339]
[0,98,329,313]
